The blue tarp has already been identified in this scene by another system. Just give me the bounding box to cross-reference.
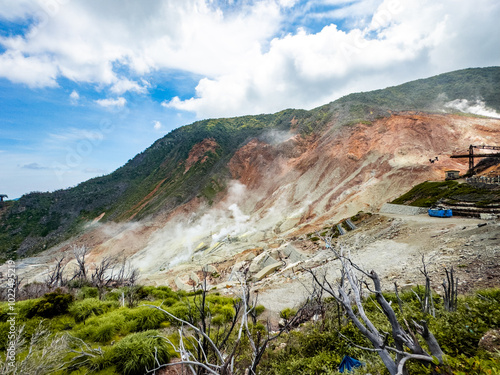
[428,208,452,217]
[338,355,363,373]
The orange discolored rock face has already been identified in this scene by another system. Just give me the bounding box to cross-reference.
[184,138,219,173]
[224,113,500,233]
[228,139,280,189]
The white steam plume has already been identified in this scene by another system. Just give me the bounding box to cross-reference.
[132,181,256,271]
[445,99,500,118]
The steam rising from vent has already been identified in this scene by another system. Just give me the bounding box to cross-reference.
[445,99,500,118]
[132,181,255,271]
[259,129,293,145]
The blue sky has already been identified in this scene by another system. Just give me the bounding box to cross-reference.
[0,0,499,199]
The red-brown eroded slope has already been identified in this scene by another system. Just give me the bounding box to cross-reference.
[184,138,219,173]
[225,113,500,235]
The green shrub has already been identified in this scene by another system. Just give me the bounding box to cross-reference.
[279,308,297,320]
[127,306,166,331]
[15,298,39,319]
[0,303,9,323]
[165,303,193,324]
[144,286,178,301]
[69,298,118,323]
[0,321,10,351]
[76,286,99,299]
[212,304,235,324]
[75,310,129,343]
[255,305,265,316]
[111,330,171,375]
[104,290,122,302]
[443,353,500,375]
[49,314,75,331]
[26,290,74,318]
[95,322,121,343]
[85,346,116,373]
[162,297,178,307]
[267,349,342,375]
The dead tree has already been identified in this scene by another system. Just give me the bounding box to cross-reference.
[442,267,458,312]
[90,256,114,299]
[146,279,246,375]
[71,245,90,284]
[114,258,139,287]
[45,256,67,289]
[413,256,436,317]
[243,285,313,375]
[308,246,444,375]
[145,271,313,375]
[0,322,70,375]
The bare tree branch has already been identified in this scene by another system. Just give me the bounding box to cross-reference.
[307,238,444,375]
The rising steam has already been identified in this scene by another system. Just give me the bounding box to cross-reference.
[132,181,256,271]
[445,99,500,118]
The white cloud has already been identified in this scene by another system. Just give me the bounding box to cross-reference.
[0,50,58,87]
[0,0,282,89]
[0,0,39,20]
[166,0,500,118]
[153,120,162,130]
[95,97,126,108]
[47,128,105,147]
[21,162,50,170]
[69,90,79,102]
[0,0,499,118]
[110,78,147,95]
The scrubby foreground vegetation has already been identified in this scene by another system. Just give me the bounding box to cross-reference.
[1,261,499,375]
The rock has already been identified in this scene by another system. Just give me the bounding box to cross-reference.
[244,252,256,261]
[249,252,268,273]
[202,264,218,274]
[175,276,192,291]
[249,253,279,274]
[270,249,281,259]
[231,261,247,275]
[478,329,500,352]
[480,213,498,220]
[379,203,427,215]
[189,272,200,285]
[251,262,283,281]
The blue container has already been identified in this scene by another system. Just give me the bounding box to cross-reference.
[428,208,452,217]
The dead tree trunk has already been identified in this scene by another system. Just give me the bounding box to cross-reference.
[442,267,458,312]
[71,245,89,285]
[145,270,313,375]
[45,256,67,289]
[308,245,444,375]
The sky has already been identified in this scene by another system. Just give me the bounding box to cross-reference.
[0,0,499,199]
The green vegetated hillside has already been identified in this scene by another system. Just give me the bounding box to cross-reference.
[392,180,500,208]
[1,67,499,261]
[329,66,500,119]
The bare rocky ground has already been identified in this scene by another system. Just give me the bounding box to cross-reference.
[2,210,498,323]
[208,212,500,318]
